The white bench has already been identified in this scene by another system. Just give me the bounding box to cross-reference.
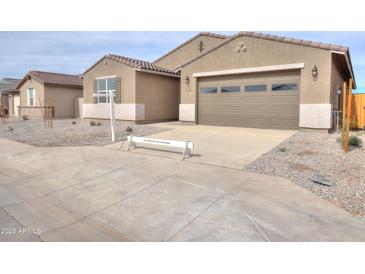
[127,136,194,160]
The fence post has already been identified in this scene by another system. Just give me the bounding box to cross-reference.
[342,81,347,130]
[344,79,353,153]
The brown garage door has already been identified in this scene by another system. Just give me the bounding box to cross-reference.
[198,71,300,129]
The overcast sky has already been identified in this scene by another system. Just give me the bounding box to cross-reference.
[0,31,364,92]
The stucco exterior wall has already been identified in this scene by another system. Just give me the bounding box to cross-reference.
[18,78,45,117]
[44,85,83,118]
[83,58,136,104]
[154,35,227,70]
[135,71,180,121]
[180,36,333,107]
[19,78,45,107]
[330,55,347,129]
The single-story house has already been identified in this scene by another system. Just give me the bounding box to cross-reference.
[169,31,355,130]
[16,71,83,118]
[81,31,355,131]
[81,54,180,122]
[0,78,21,115]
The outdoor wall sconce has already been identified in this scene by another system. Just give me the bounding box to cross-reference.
[312,65,318,80]
[337,85,342,95]
[185,76,190,85]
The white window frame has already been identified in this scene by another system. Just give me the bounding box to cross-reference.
[27,88,36,106]
[96,76,117,104]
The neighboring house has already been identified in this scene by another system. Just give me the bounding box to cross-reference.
[0,78,21,115]
[16,71,83,118]
[172,31,355,130]
[81,54,180,122]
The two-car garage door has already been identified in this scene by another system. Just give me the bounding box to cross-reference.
[198,70,300,129]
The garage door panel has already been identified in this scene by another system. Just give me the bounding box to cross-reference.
[200,104,270,113]
[198,72,300,129]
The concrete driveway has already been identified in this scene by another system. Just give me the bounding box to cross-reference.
[1,138,365,241]
[112,122,296,169]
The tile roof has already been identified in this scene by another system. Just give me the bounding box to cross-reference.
[0,78,21,94]
[176,31,351,71]
[153,32,230,63]
[82,54,180,76]
[17,71,82,89]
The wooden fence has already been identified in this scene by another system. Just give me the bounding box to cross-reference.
[352,94,365,129]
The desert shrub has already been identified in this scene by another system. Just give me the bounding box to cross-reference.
[350,119,358,129]
[338,132,363,149]
[90,120,96,126]
[71,121,76,125]
[349,135,362,148]
[279,147,288,153]
[97,122,101,126]
[125,126,133,133]
[22,115,29,121]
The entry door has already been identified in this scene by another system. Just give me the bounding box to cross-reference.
[198,71,300,129]
[13,95,20,116]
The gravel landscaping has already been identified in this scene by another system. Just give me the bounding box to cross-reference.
[246,131,365,221]
[0,117,169,147]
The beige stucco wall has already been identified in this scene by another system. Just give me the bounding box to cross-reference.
[18,77,45,117]
[154,35,227,70]
[44,85,83,118]
[180,36,333,107]
[135,71,180,121]
[19,78,45,107]
[330,55,347,111]
[330,55,348,129]
[83,58,136,104]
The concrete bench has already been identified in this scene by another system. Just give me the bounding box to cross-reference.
[127,135,194,160]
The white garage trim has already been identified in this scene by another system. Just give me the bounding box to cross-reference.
[299,104,332,129]
[192,63,305,78]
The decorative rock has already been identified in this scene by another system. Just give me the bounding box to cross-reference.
[311,175,332,186]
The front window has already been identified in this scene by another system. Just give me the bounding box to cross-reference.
[97,77,116,103]
[27,88,35,106]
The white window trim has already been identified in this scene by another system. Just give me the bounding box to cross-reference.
[96,75,117,80]
[96,77,117,104]
[27,88,36,106]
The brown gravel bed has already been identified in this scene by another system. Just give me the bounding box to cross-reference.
[0,117,170,147]
[246,131,365,221]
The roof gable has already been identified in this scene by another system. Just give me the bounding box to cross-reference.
[176,31,350,71]
[17,71,82,89]
[153,32,229,64]
[82,54,180,77]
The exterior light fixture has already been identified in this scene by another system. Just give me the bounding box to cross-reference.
[312,65,318,80]
[185,76,190,85]
[337,85,342,95]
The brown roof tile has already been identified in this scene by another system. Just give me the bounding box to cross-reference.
[82,54,180,77]
[17,71,82,89]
